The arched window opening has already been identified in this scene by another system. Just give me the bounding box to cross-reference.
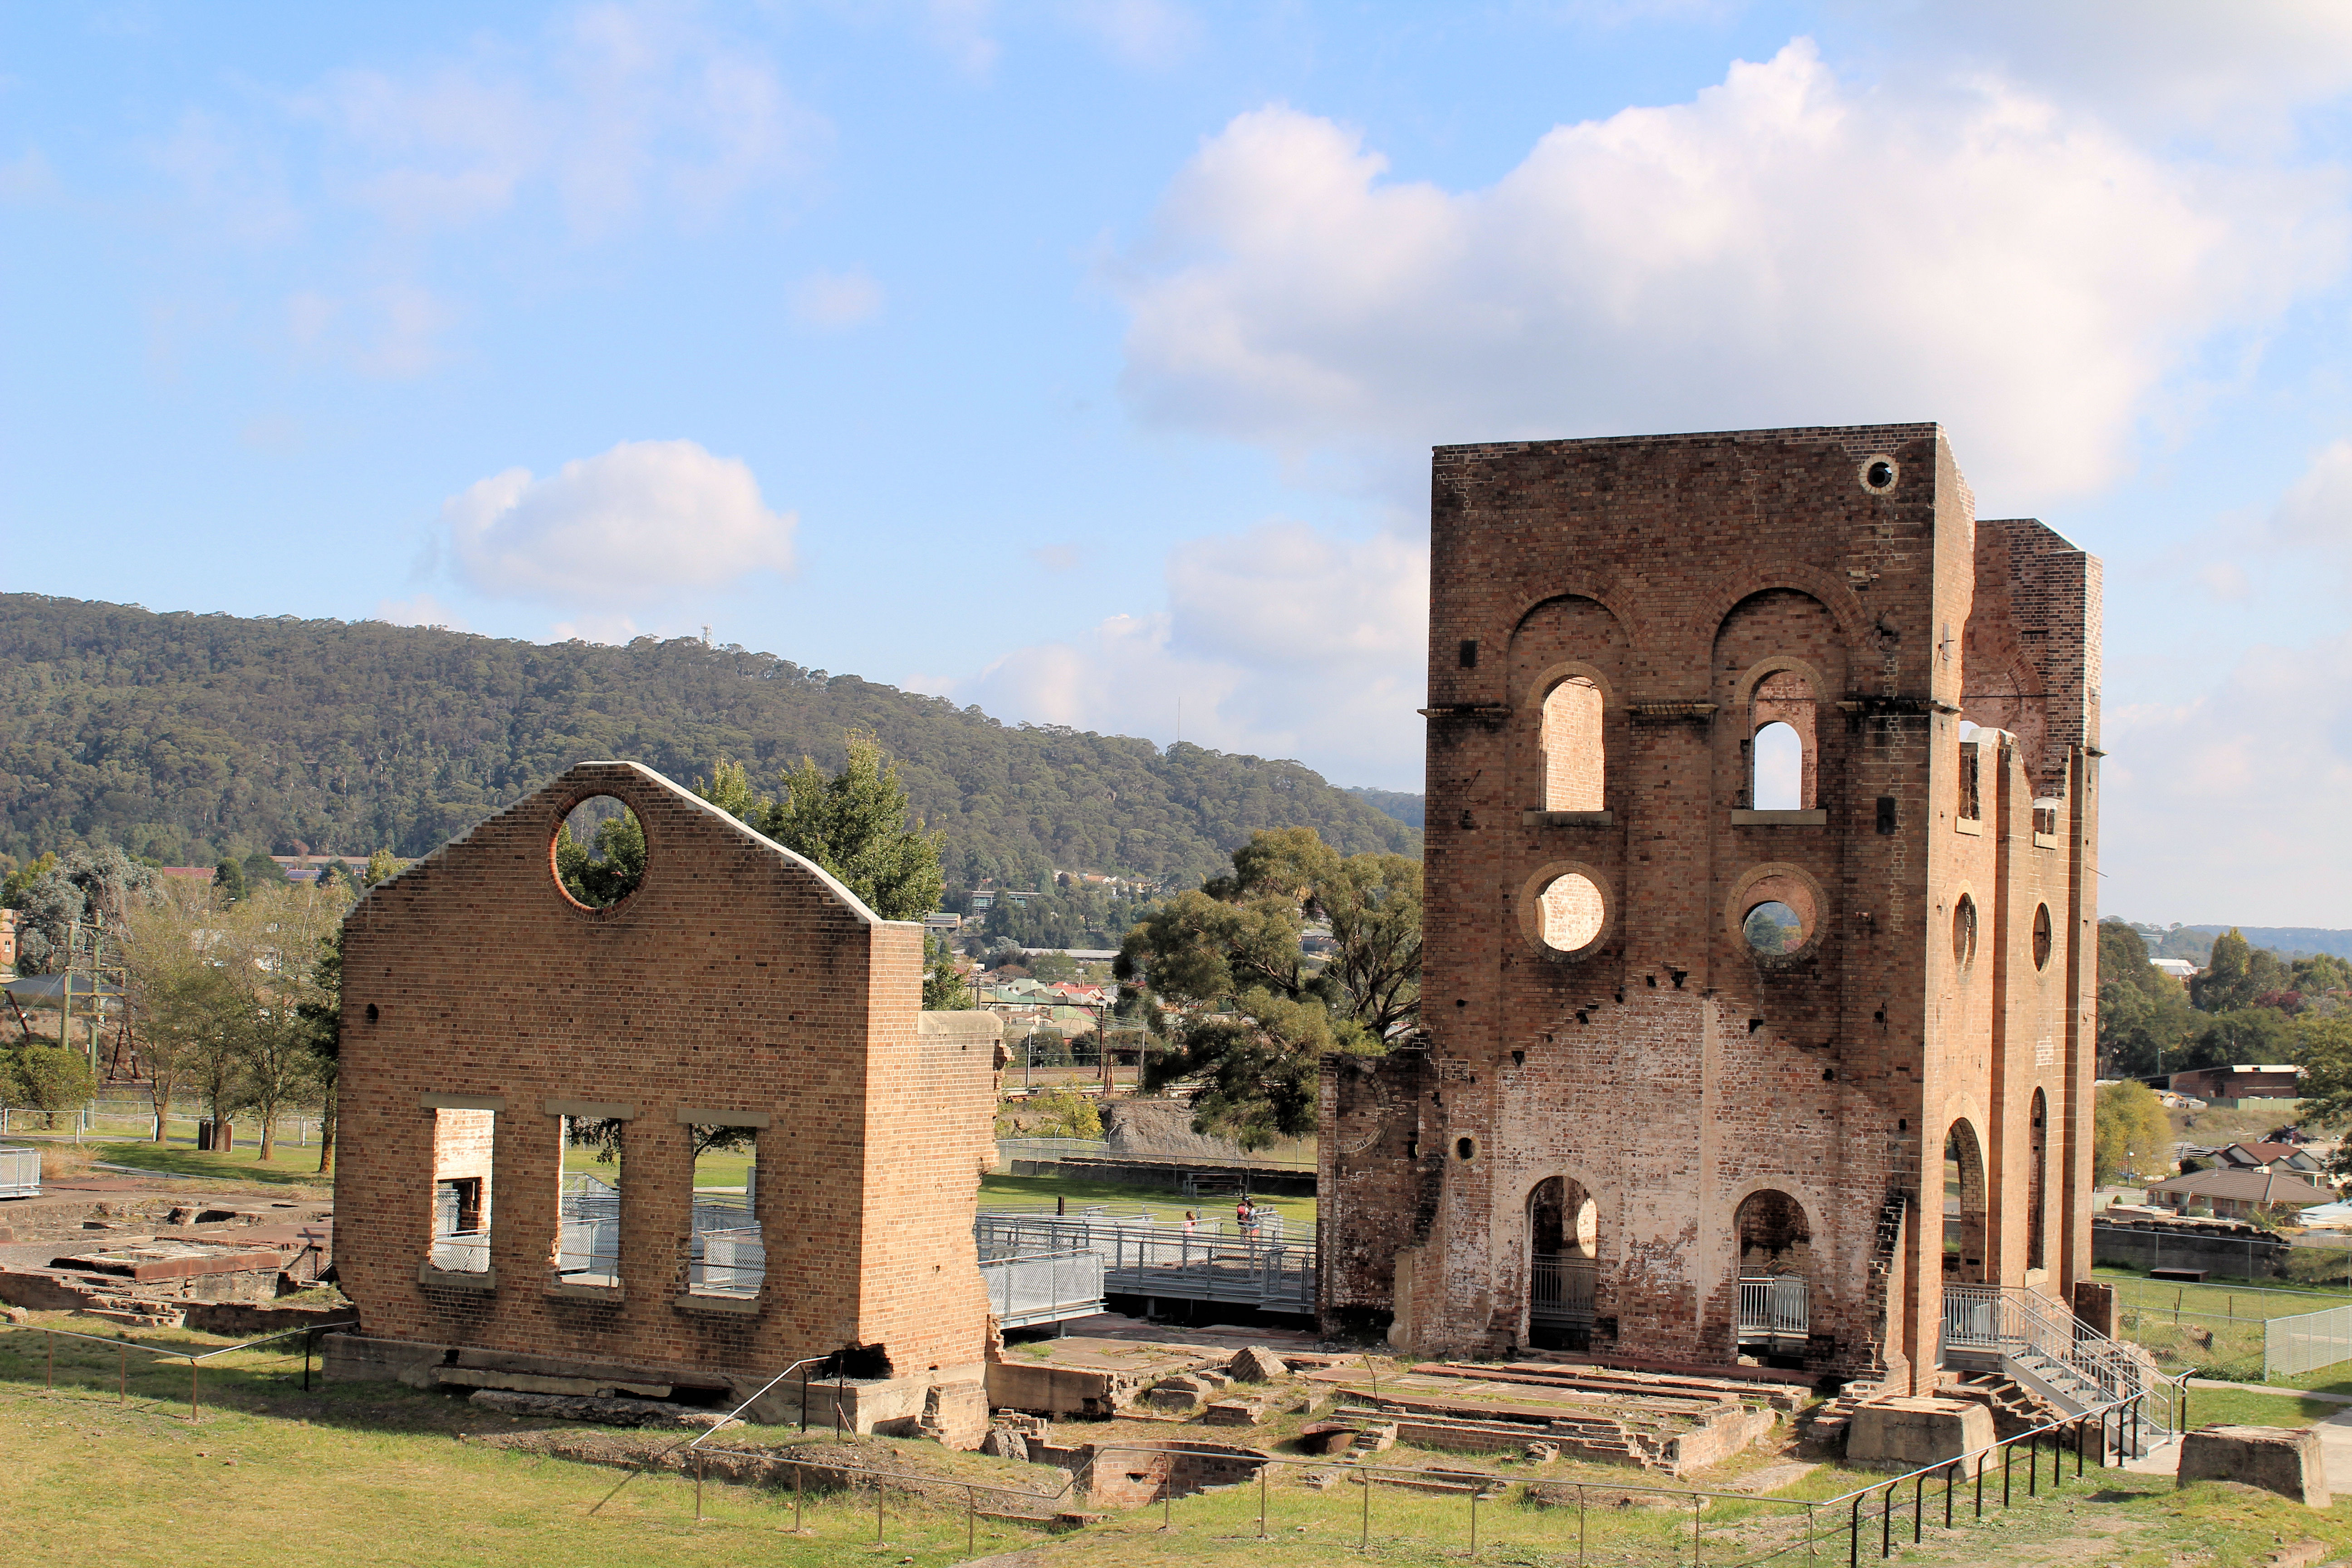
[2027,1088,2049,1273]
[1735,1189,1813,1359]
[1529,1176,1598,1350]
[1542,677,1605,811]
[1944,1122,1987,1284]
[1748,670,1818,810]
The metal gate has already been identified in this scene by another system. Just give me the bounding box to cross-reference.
[1737,1274,1809,1352]
[1531,1254,1597,1337]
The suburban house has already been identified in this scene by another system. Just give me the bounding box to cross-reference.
[2213,1142,2328,1176]
[2143,1166,2335,1220]
[2150,958,2198,984]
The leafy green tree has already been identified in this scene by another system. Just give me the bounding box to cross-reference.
[2193,929,2293,1014]
[8,846,158,971]
[2092,1080,2172,1184]
[1120,827,1421,1149]
[241,850,289,890]
[3,1041,96,1128]
[1,852,56,909]
[123,884,238,1142]
[2181,1007,2296,1072]
[695,734,945,921]
[1029,1085,1102,1140]
[213,858,246,903]
[922,933,973,1010]
[2096,921,2199,1077]
[361,848,402,887]
[554,808,645,906]
[296,927,343,1173]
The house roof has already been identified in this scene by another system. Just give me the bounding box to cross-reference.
[2216,1142,2310,1168]
[2145,1167,2335,1205]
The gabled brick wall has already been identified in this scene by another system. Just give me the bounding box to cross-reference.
[1322,426,2098,1389]
[335,760,992,1410]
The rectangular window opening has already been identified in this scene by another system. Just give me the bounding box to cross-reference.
[1957,740,1982,820]
[430,1107,495,1274]
[687,1124,764,1298]
[557,1116,622,1288]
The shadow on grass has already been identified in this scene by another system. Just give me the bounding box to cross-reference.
[91,1140,329,1189]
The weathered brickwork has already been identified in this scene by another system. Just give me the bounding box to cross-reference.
[335,761,996,1425]
[1320,426,2100,1391]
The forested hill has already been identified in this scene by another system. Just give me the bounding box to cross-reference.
[0,594,1418,890]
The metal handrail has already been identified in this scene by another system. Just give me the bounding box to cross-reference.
[1943,1284,2184,1438]
[4,1317,356,1419]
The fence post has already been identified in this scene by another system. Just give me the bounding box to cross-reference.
[795,1465,804,1533]
[1259,1462,1269,1539]
[967,1485,976,1556]
[1470,1486,1479,1554]
[45,1329,53,1391]
[1362,1470,1371,1549]
[190,1358,199,1421]
[119,1343,127,1404]
[1848,1491,1860,1568]
[2003,1439,2013,1507]
[694,1452,703,1521]
[1913,1470,1924,1543]
[2028,1431,2038,1498]
[1692,1490,1701,1564]
[876,1479,884,1545]
[1975,1452,1984,1517]
[1944,1460,1954,1529]
[1880,1480,1892,1558]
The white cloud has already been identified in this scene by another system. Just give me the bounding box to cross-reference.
[293,3,822,238]
[2103,629,2352,924]
[1112,42,2347,501]
[953,520,1427,787]
[442,439,796,606]
[2274,436,2352,552]
[789,268,885,329]
[1886,1,2352,149]
[372,593,467,630]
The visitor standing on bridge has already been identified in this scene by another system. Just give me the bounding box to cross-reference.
[1235,1196,1257,1240]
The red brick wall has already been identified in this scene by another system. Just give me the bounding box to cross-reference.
[338,760,991,1388]
[1324,426,2098,1388]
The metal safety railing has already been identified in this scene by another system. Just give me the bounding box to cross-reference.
[0,1144,40,1197]
[579,1387,2171,1567]
[1530,1253,1598,1329]
[1,1318,355,1419]
[1738,1274,1811,1349]
[428,1229,490,1273]
[974,1213,1313,1312]
[1941,1284,2181,1440]
[2266,1300,2352,1379]
[978,1247,1105,1327]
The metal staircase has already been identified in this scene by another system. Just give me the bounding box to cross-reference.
[1941,1285,2181,1457]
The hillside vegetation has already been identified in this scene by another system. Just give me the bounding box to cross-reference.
[0,594,1417,891]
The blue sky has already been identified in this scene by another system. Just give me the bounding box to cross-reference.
[6,3,2352,924]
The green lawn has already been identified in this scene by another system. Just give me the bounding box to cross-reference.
[978,1170,1316,1231]
[88,1139,330,1191]
[0,1314,1043,1568]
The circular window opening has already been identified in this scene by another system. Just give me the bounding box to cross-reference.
[556,795,645,908]
[1743,900,1805,955]
[1953,894,1979,971]
[2031,903,2053,971]
[1538,872,1606,952]
[1862,457,1898,492]
[1455,1137,1476,1162]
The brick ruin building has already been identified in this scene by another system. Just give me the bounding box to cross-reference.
[1320,424,2100,1392]
[325,760,1001,1443]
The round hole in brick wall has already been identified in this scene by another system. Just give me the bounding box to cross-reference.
[1455,1137,1476,1161]
[1536,873,1606,952]
[2031,902,2053,971]
[1743,900,1804,955]
[1862,456,1898,492]
[555,794,645,908]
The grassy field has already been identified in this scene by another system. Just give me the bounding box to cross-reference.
[976,1170,1316,1230]
[87,1138,330,1190]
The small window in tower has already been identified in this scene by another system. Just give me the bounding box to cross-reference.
[1536,872,1606,953]
[1953,895,1979,973]
[1541,677,1604,811]
[2032,903,2053,972]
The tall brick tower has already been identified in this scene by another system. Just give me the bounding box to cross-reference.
[1318,425,2099,1391]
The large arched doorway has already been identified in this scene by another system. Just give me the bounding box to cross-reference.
[1734,1189,1813,1358]
[1528,1176,1598,1350]
[1944,1121,1988,1284]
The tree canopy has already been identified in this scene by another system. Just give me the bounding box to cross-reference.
[695,733,943,921]
[1118,826,1421,1149]
[0,593,1416,891]
[2092,1081,2172,1185]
